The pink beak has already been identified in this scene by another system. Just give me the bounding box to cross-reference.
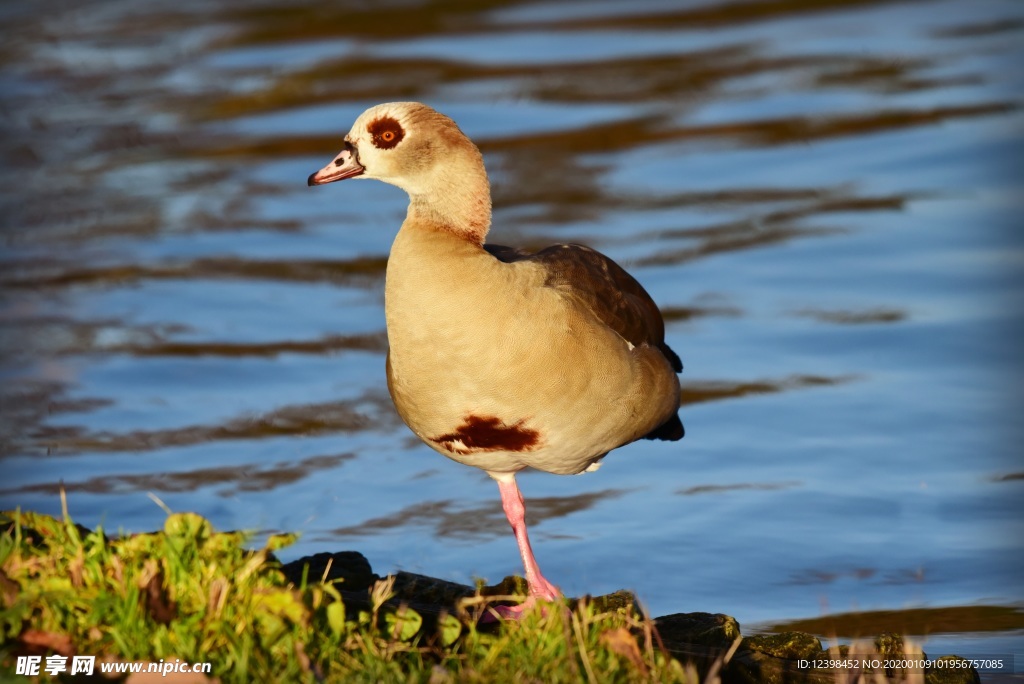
[308,145,364,186]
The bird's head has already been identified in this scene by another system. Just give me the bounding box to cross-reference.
[308,101,492,240]
[308,102,480,196]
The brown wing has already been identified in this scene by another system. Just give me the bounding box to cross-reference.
[485,242,684,441]
[485,242,682,372]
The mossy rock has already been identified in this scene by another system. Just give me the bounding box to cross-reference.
[581,589,641,616]
[874,631,926,658]
[743,631,822,659]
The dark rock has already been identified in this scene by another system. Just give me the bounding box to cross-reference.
[656,612,742,648]
[281,551,377,591]
[391,571,476,606]
[743,632,822,660]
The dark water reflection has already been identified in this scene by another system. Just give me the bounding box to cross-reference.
[2,0,1022,656]
[7,452,355,498]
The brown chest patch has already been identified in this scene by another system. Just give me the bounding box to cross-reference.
[432,415,541,455]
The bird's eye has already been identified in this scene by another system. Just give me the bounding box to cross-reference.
[368,116,405,149]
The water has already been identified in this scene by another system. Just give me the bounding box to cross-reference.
[2,0,1022,665]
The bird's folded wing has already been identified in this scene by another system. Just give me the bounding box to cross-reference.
[484,242,682,373]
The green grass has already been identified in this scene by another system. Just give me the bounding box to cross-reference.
[0,506,704,683]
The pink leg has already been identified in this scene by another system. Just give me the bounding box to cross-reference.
[488,476,561,618]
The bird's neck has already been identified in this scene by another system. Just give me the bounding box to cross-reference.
[405,159,492,245]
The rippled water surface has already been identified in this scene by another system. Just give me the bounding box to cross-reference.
[2,0,1022,661]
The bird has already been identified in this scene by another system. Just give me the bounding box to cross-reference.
[308,102,683,618]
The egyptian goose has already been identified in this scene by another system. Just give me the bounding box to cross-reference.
[309,102,683,617]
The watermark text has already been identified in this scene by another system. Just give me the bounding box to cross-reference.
[16,655,213,677]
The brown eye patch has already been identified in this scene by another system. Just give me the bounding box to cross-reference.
[367,116,405,150]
